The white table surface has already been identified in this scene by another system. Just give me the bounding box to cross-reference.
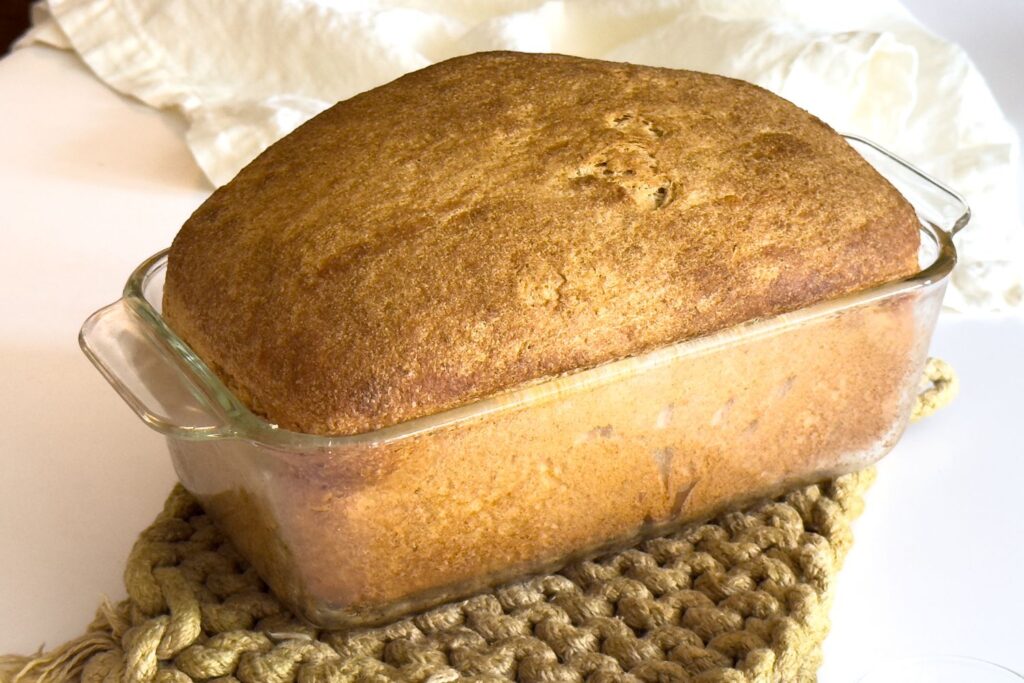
[1,4,1022,679]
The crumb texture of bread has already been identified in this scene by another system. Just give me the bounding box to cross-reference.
[163,51,920,435]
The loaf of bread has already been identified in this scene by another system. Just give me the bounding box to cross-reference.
[163,51,919,436]
[162,52,929,626]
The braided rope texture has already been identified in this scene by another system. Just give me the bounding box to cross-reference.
[0,359,957,683]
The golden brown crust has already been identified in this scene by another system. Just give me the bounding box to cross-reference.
[163,51,920,435]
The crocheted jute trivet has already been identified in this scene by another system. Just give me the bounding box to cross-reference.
[1,359,958,683]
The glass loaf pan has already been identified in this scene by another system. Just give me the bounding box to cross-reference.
[80,136,968,629]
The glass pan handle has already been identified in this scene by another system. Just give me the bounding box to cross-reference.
[844,134,971,236]
[80,300,236,439]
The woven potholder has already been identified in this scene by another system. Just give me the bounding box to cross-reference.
[0,359,957,683]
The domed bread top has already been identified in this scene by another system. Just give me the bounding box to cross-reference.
[163,51,920,435]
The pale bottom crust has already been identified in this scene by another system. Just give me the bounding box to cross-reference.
[172,294,927,628]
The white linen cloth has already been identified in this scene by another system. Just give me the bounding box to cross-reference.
[20,0,1024,310]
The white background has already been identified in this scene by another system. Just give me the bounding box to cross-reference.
[0,2,1021,680]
